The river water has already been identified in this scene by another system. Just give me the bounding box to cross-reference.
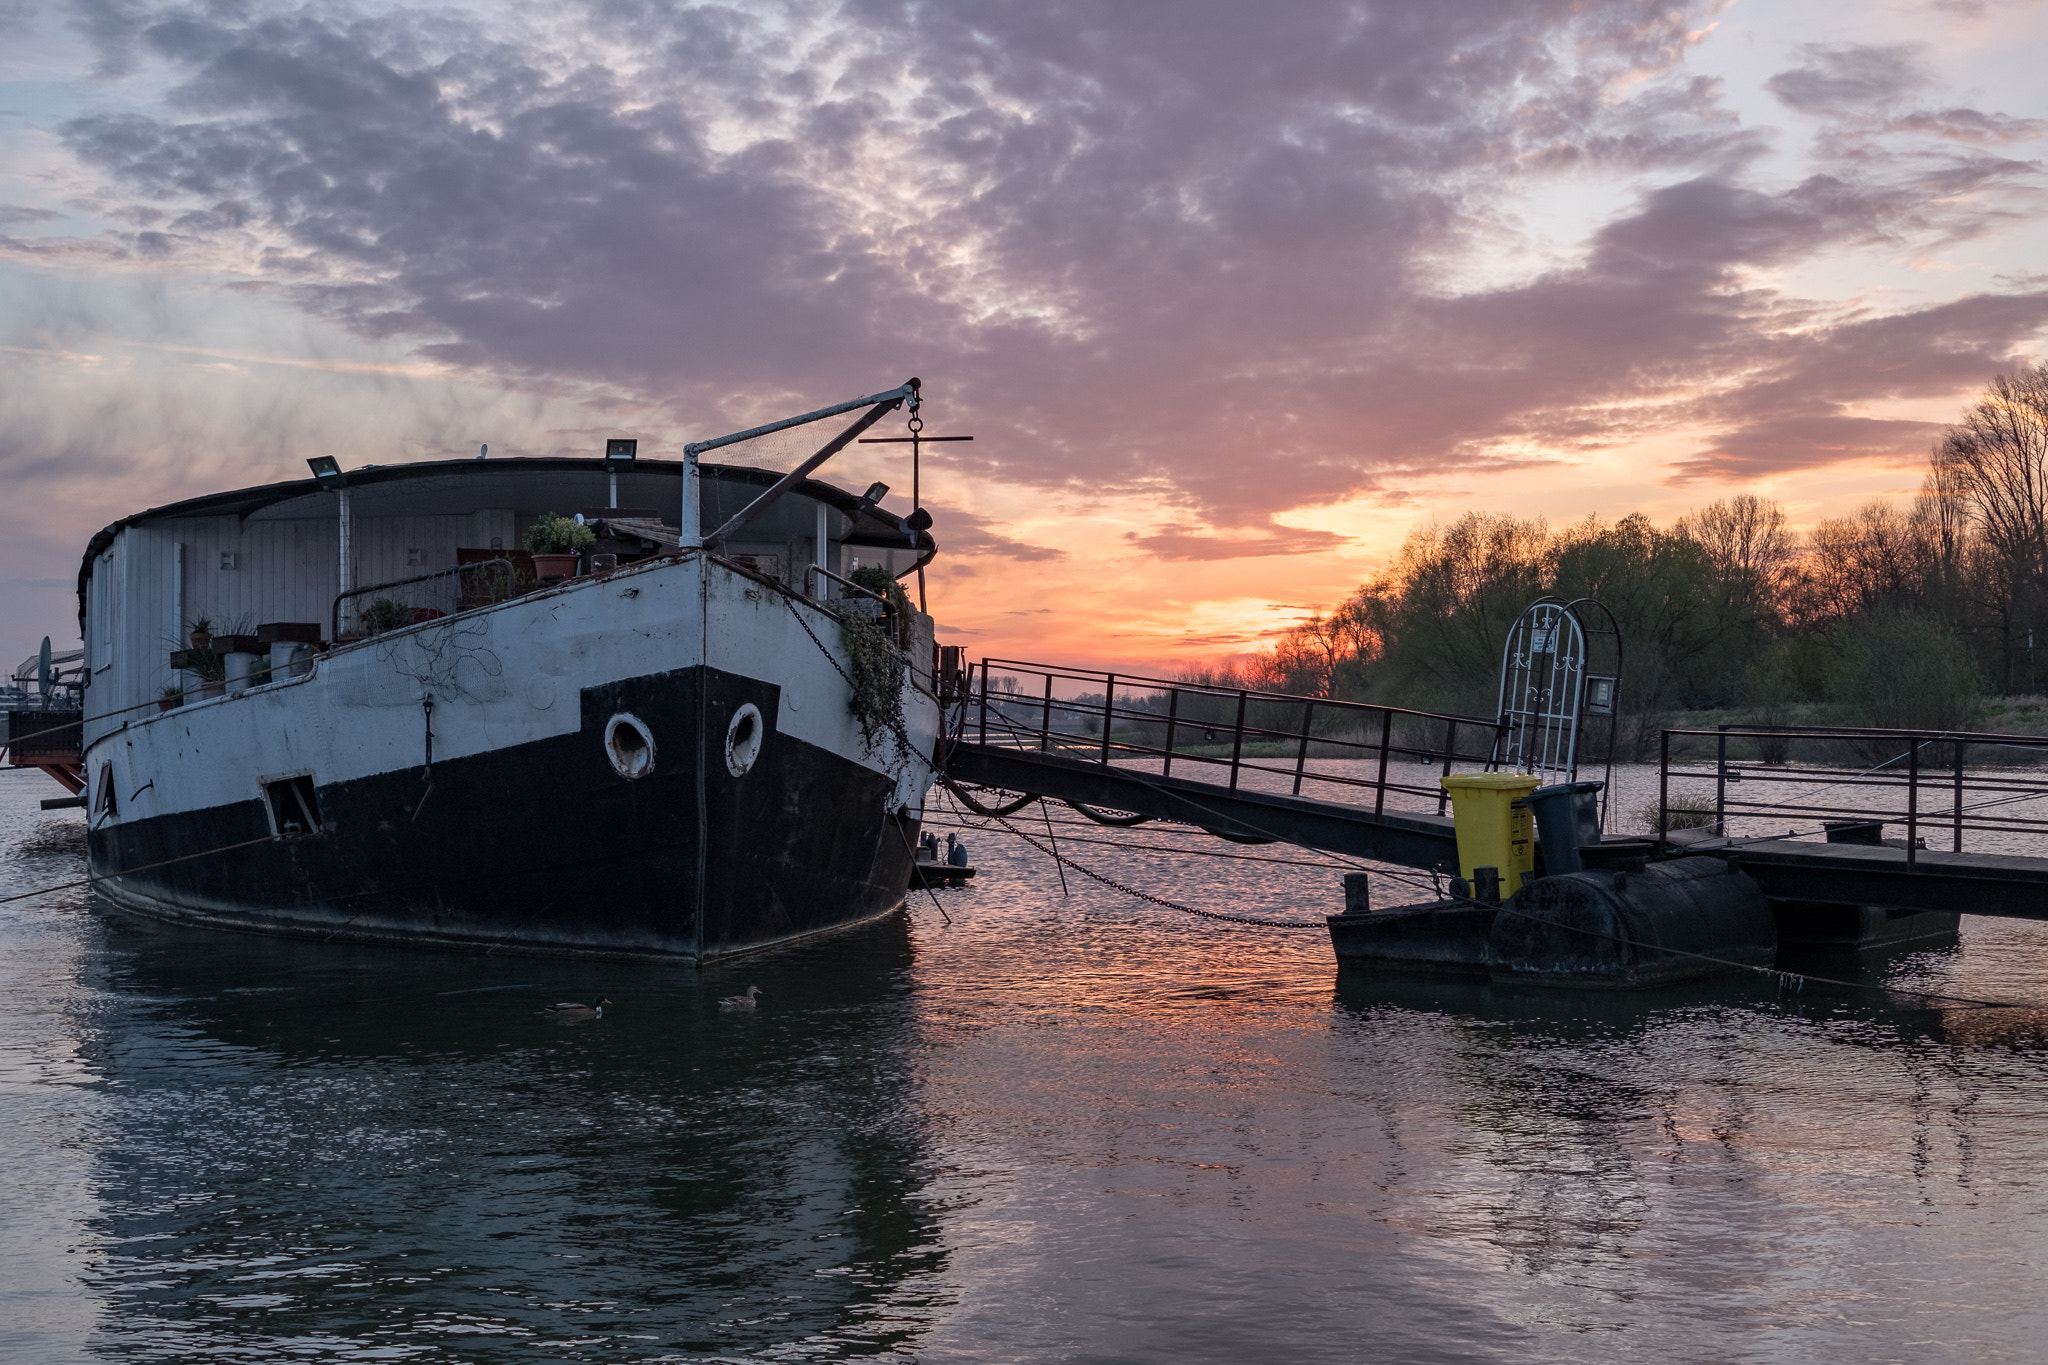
[6,768,2048,1363]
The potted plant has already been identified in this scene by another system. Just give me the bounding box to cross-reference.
[189,616,213,651]
[194,649,226,699]
[360,597,413,636]
[524,513,596,582]
[158,683,183,712]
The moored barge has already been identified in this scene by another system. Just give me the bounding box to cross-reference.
[70,382,945,960]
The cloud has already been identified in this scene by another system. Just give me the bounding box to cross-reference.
[927,507,1066,562]
[1767,44,1931,115]
[20,0,2048,552]
[1123,521,1350,562]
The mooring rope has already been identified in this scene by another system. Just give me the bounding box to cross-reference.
[936,786,1328,929]
[777,609,2048,1008]
[0,833,280,906]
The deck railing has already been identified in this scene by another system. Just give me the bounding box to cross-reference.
[962,659,1508,817]
[1657,725,2048,864]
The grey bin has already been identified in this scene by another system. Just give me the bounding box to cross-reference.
[1525,780,1604,877]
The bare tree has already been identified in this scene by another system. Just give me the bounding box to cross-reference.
[1675,494,1794,588]
[1940,363,2048,588]
[1937,363,2048,686]
[1798,500,1940,623]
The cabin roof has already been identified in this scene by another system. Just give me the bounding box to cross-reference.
[76,457,935,616]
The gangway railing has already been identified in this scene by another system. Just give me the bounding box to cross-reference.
[963,659,1508,818]
[1658,724,2048,864]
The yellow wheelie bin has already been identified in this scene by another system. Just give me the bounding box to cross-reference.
[1439,772,1540,895]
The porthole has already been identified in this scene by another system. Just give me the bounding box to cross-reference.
[725,703,764,777]
[605,712,656,780]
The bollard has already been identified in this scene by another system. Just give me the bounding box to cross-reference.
[1473,866,1502,905]
[1342,872,1372,916]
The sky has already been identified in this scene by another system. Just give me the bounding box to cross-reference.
[4,0,2047,676]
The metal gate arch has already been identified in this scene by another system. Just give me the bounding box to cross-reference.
[1494,598,1590,786]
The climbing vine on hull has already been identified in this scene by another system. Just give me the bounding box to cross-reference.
[831,567,915,756]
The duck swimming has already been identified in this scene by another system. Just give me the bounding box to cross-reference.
[542,997,612,1021]
[718,985,761,1011]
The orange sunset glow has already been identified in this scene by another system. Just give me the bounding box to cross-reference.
[5,1,2047,674]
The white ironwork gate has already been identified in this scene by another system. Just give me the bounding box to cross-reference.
[1495,599,1588,785]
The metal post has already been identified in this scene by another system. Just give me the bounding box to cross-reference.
[977,662,988,746]
[1293,700,1314,796]
[1716,725,1728,838]
[1040,673,1053,753]
[1228,690,1248,791]
[1658,730,1670,855]
[679,452,702,549]
[1374,707,1392,819]
[1100,675,1115,765]
[1162,689,1179,778]
[1437,720,1456,816]
[813,501,829,599]
[336,486,352,635]
[1907,737,1919,866]
[1953,739,1965,854]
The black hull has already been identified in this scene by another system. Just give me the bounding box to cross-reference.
[86,666,921,961]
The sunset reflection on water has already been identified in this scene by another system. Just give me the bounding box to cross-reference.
[3,775,2048,1362]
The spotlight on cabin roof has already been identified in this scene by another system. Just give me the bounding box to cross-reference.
[306,456,344,488]
[860,481,889,506]
[605,438,637,466]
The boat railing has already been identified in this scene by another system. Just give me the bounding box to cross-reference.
[802,564,888,605]
[331,558,520,640]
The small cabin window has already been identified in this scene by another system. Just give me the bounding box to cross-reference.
[262,774,322,838]
[93,762,117,819]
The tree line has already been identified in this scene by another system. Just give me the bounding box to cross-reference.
[1220,363,2048,748]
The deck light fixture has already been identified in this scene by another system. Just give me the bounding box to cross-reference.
[860,481,890,506]
[605,438,637,466]
[307,456,345,488]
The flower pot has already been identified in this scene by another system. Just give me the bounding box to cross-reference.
[157,697,178,713]
[190,630,212,651]
[532,552,580,581]
[199,679,225,699]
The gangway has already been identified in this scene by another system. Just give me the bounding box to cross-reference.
[940,660,2048,923]
[946,659,1517,875]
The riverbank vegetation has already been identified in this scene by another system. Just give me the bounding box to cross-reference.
[1221,364,2048,750]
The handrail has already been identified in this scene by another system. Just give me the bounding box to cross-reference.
[1656,723,2048,861]
[976,657,1492,730]
[961,657,1512,814]
[331,558,516,640]
[804,564,888,604]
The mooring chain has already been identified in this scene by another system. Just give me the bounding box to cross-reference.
[937,787,1329,930]
[781,593,1332,928]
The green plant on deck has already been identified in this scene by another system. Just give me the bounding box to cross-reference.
[849,566,913,642]
[832,566,915,753]
[524,513,597,556]
[1638,791,1719,834]
[189,649,225,682]
[360,597,412,636]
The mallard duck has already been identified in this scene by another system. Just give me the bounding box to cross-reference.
[542,996,611,1021]
[718,985,761,1011]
